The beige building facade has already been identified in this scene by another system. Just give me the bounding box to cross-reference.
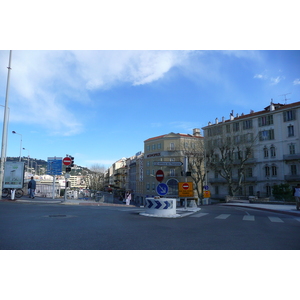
[202,101,300,199]
[142,129,203,204]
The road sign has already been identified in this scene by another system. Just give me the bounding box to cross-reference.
[153,161,183,167]
[63,157,72,166]
[204,191,211,198]
[178,182,194,197]
[204,185,209,190]
[156,183,169,196]
[47,157,63,175]
[155,170,164,182]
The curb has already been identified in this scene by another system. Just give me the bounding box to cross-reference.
[221,203,300,217]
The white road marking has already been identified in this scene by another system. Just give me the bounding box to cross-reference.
[215,214,230,219]
[190,213,209,218]
[243,215,255,221]
[268,216,284,223]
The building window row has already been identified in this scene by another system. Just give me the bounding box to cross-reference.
[258,115,273,127]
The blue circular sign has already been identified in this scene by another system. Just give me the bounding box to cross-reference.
[156,183,169,196]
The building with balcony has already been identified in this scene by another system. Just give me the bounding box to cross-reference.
[202,100,300,199]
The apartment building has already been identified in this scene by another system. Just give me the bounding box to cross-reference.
[202,100,300,199]
[143,129,203,203]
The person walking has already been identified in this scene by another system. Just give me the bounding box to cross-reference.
[125,192,131,205]
[294,183,300,211]
[29,176,36,199]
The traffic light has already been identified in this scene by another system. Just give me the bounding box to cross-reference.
[66,167,71,172]
[71,156,74,167]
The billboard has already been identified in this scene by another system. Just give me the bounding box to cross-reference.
[3,161,25,188]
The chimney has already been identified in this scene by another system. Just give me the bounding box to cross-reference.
[215,118,219,124]
[193,128,201,136]
[208,121,212,125]
[222,116,225,122]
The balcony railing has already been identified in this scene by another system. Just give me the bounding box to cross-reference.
[283,154,300,161]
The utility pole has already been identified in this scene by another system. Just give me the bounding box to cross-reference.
[0,50,12,199]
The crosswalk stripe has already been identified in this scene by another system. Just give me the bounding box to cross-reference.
[215,214,230,219]
[268,216,284,223]
[190,213,209,218]
[243,215,255,221]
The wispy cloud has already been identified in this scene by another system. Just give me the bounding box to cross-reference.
[270,76,285,85]
[293,78,300,85]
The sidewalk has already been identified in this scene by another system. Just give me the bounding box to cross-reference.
[221,200,300,217]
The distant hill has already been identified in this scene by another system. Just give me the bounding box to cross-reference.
[6,157,92,176]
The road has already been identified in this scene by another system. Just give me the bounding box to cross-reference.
[0,202,299,250]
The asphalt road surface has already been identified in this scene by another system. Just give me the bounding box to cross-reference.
[1,202,299,250]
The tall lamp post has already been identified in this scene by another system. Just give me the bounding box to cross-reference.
[23,147,30,175]
[12,131,22,162]
[0,50,12,199]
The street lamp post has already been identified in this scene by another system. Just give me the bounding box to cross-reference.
[23,148,30,175]
[0,50,12,199]
[12,131,22,162]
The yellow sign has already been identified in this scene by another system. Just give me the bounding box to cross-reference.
[203,190,211,198]
[178,182,194,197]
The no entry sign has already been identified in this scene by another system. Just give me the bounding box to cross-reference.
[155,170,164,182]
[178,182,194,197]
[63,157,72,166]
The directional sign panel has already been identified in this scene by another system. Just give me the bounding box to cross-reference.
[153,161,183,167]
[178,182,194,197]
[146,198,173,209]
[47,157,63,175]
[156,183,169,196]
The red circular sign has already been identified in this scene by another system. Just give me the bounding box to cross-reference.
[155,170,164,182]
[182,183,189,190]
[63,157,72,165]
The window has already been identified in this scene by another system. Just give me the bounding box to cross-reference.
[157,143,161,149]
[258,115,273,127]
[288,125,294,137]
[146,183,150,191]
[214,170,219,178]
[283,109,296,122]
[271,165,277,176]
[266,185,272,196]
[152,183,155,190]
[249,186,254,196]
[289,144,296,154]
[270,145,276,157]
[243,120,253,130]
[170,143,175,150]
[146,170,150,175]
[265,166,270,177]
[215,186,219,195]
[264,147,269,158]
[226,124,231,133]
[233,122,240,132]
[152,144,156,150]
[169,169,175,177]
[291,165,297,175]
[247,168,253,177]
[146,145,150,151]
[234,135,240,144]
[259,129,274,141]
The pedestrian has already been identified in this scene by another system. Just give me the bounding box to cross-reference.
[125,192,131,205]
[29,176,36,199]
[294,183,300,211]
[27,180,31,196]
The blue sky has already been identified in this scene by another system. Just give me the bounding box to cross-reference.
[0,50,300,168]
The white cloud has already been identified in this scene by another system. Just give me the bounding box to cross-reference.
[254,74,265,79]
[1,50,191,136]
[270,76,285,85]
[293,78,300,85]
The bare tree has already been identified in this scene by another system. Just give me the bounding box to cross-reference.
[87,164,106,191]
[206,131,257,196]
[181,139,206,202]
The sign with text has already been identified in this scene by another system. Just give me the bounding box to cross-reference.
[3,161,25,188]
[178,182,194,197]
[47,157,63,175]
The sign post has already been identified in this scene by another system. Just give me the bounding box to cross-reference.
[47,157,62,199]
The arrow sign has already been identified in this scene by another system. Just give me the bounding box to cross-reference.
[155,200,162,209]
[156,183,169,196]
[163,201,170,209]
[147,199,154,208]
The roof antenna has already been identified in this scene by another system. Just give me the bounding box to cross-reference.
[279,93,291,104]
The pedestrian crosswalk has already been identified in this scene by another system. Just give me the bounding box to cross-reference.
[190,212,300,224]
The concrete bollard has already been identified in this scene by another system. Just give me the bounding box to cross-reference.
[141,197,178,217]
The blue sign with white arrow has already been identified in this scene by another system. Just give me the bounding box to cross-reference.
[156,183,168,196]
